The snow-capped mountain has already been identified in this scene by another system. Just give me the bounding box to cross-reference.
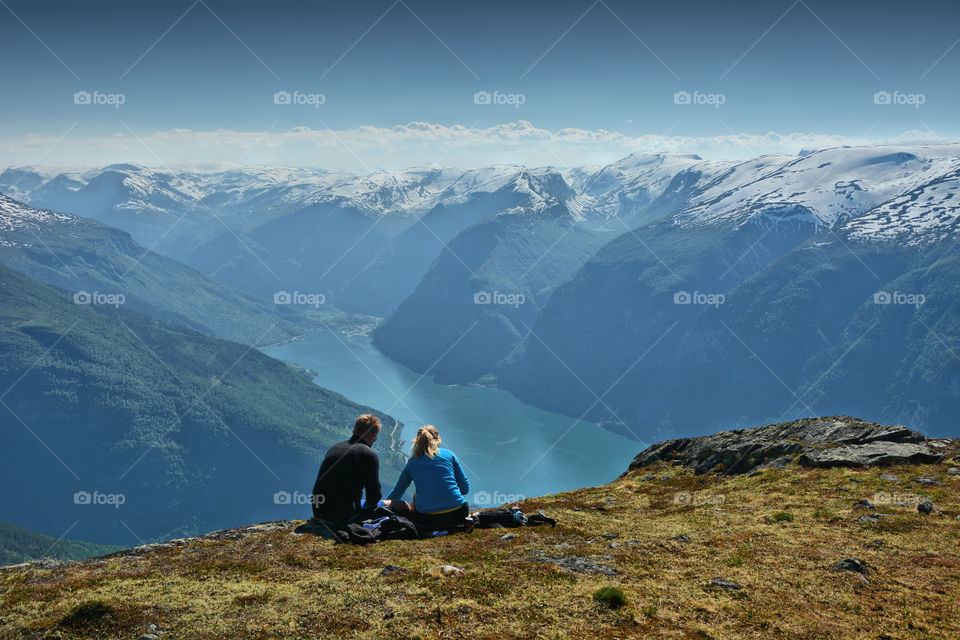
[577,152,707,206]
[0,163,581,256]
[841,161,960,244]
[670,144,960,234]
[0,193,85,237]
[4,142,960,292]
[0,163,562,221]
[7,142,957,250]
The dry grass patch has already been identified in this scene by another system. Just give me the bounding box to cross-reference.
[2,460,959,639]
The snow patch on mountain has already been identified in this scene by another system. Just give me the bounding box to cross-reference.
[575,152,709,217]
[4,142,960,245]
[842,161,960,244]
[0,194,90,246]
[672,144,960,233]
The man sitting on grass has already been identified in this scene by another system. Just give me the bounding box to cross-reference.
[310,414,383,533]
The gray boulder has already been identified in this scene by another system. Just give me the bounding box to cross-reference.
[799,442,943,469]
[532,551,617,575]
[625,416,945,476]
[380,565,406,576]
[831,558,868,574]
[708,577,743,590]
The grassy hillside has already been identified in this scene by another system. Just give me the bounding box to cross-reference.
[500,220,960,441]
[183,202,412,305]
[0,193,336,346]
[0,264,404,545]
[374,207,609,383]
[1,441,957,639]
[0,522,121,567]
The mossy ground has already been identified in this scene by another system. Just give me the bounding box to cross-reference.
[2,449,958,640]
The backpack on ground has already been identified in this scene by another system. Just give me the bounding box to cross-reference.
[475,506,557,529]
[335,508,418,545]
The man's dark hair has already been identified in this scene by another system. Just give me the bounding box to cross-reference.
[353,414,382,441]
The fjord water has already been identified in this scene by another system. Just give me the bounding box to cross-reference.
[264,331,639,503]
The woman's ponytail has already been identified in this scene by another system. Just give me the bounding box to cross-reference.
[411,425,441,459]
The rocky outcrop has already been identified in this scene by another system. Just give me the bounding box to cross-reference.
[798,441,944,468]
[625,416,946,476]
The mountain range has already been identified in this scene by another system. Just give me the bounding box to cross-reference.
[3,143,958,444]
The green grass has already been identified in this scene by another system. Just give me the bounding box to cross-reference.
[3,453,958,640]
[593,586,628,610]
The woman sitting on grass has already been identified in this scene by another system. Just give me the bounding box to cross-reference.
[383,425,470,529]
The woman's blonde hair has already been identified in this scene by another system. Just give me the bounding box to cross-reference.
[411,425,441,459]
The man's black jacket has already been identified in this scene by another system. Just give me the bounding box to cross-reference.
[311,435,381,523]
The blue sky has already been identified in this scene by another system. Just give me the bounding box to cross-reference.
[1,0,958,170]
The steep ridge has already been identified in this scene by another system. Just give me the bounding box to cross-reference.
[0,522,121,566]
[372,195,609,383]
[0,194,311,346]
[0,264,404,544]
[498,144,960,441]
[341,167,575,315]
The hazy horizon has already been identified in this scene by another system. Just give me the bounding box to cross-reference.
[1,0,957,169]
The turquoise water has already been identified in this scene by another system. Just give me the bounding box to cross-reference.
[263,331,639,503]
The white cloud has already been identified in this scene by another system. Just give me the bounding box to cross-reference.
[0,121,955,172]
